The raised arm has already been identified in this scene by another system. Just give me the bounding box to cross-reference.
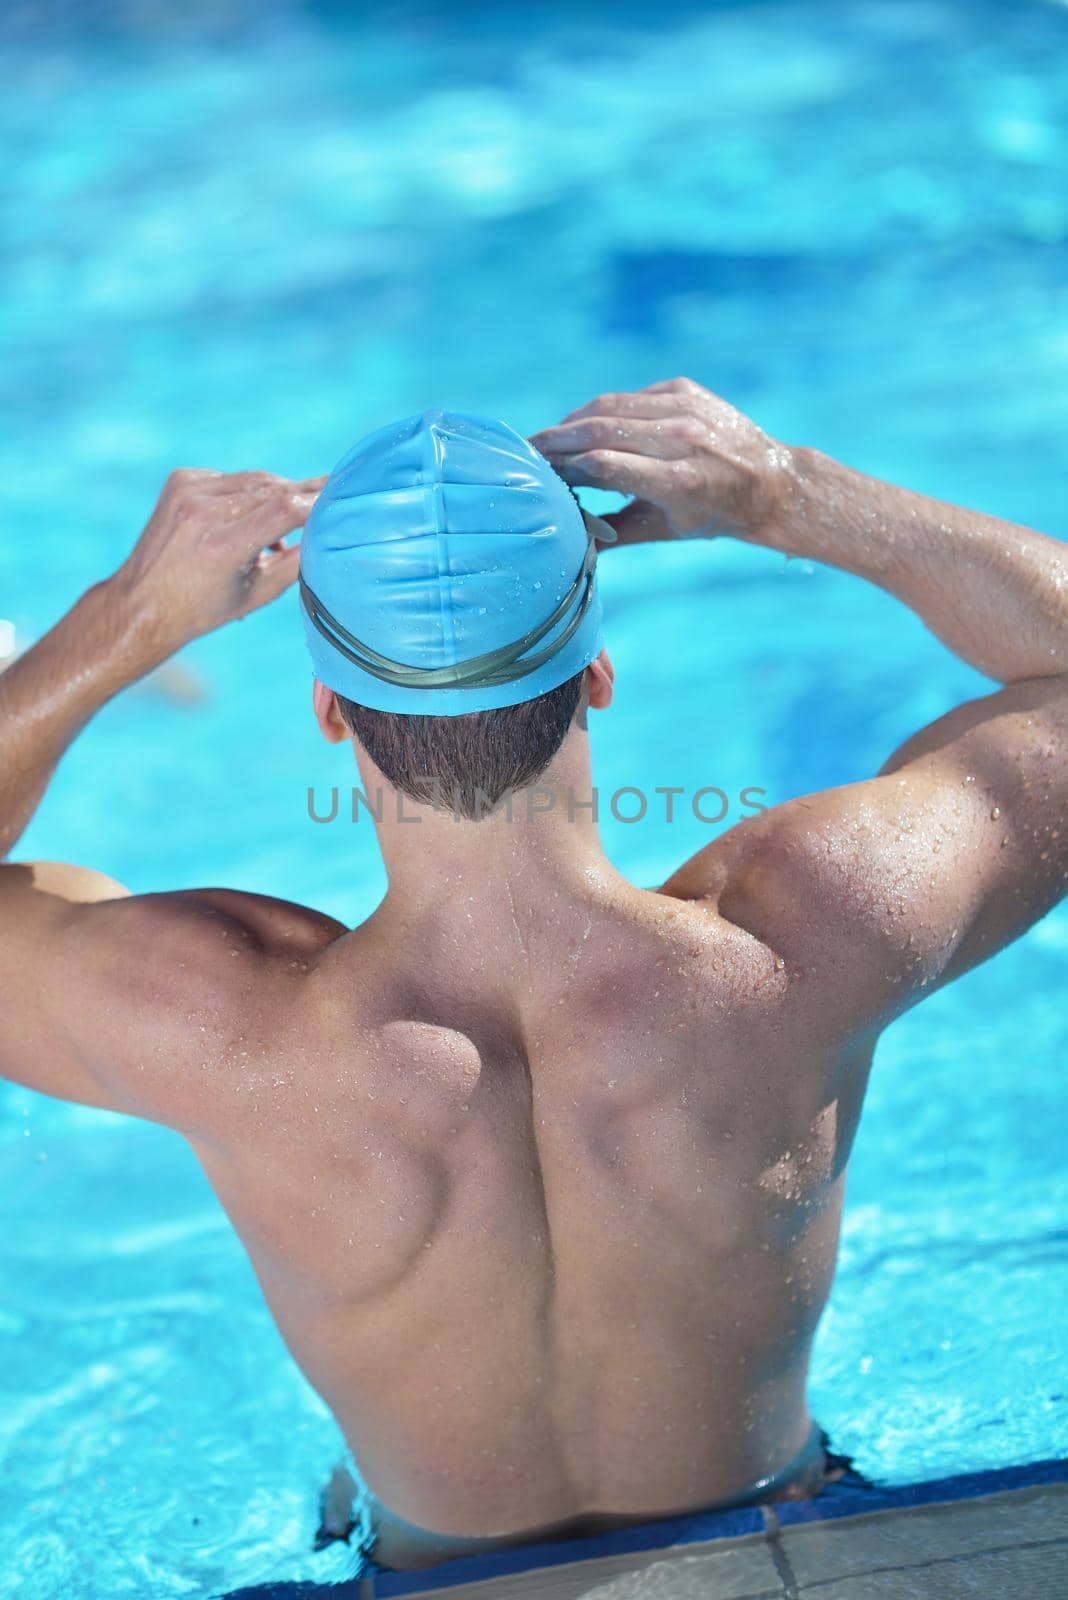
[0,467,340,1117]
[532,379,1068,1028]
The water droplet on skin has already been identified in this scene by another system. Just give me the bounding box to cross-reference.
[774,956,786,971]
[991,806,1001,819]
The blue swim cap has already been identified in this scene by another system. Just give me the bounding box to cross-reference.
[299,410,607,715]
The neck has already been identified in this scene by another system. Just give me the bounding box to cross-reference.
[353,725,619,927]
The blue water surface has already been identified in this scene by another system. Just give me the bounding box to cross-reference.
[1,1,1066,1595]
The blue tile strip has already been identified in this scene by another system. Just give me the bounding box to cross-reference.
[368,1456,1068,1596]
[369,1505,767,1596]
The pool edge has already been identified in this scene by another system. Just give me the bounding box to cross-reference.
[366,1457,1068,1596]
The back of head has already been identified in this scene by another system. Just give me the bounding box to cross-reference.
[299,410,608,818]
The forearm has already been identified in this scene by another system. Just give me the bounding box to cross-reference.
[0,575,165,858]
[768,447,1068,684]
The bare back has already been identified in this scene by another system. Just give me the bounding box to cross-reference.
[180,875,867,1539]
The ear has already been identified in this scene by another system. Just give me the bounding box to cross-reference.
[586,649,614,711]
[312,679,352,744]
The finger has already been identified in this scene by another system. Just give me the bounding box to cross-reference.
[165,467,223,491]
[201,470,283,496]
[241,542,303,613]
[580,508,618,547]
[206,470,326,499]
[546,449,679,499]
[601,500,675,545]
[643,376,708,398]
[532,416,696,462]
[557,391,693,426]
[281,485,321,528]
[234,483,321,542]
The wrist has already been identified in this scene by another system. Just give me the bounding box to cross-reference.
[105,562,196,669]
[754,444,868,568]
[712,437,815,552]
[753,442,819,553]
[79,570,180,686]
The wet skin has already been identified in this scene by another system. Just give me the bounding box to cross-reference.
[1,383,1066,1568]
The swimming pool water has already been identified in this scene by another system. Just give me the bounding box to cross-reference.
[1,1,1066,1594]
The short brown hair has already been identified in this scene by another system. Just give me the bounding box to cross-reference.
[336,671,585,820]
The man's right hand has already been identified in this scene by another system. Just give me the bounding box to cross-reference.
[114,468,326,661]
[530,377,790,547]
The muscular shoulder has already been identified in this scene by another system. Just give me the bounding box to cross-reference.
[102,888,350,1048]
[665,674,1068,1034]
[159,887,349,959]
[0,861,350,1122]
[91,887,344,990]
[659,779,950,1035]
[64,887,346,1126]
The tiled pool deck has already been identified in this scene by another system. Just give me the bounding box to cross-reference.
[357,1461,1068,1600]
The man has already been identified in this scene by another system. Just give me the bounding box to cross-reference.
[1,381,1065,1574]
